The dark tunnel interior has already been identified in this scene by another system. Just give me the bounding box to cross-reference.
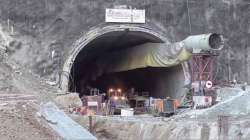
[69,30,185,99]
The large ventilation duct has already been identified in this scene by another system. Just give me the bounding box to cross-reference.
[93,33,224,76]
[181,33,224,53]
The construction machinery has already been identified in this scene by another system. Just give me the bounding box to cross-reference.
[128,95,148,114]
[107,88,130,115]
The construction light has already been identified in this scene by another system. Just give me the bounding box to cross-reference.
[114,96,119,100]
[109,88,114,92]
[117,88,122,93]
[121,96,126,100]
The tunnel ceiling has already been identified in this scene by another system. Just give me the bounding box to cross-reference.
[74,31,164,63]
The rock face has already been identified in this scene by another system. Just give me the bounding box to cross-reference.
[0,0,249,83]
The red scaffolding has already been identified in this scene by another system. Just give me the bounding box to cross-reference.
[191,53,218,83]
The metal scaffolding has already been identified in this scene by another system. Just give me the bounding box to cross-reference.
[191,52,218,96]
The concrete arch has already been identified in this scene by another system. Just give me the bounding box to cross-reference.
[60,24,191,94]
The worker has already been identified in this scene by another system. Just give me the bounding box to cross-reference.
[104,93,109,103]
[108,99,116,115]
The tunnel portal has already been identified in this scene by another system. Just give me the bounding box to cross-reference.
[62,25,189,100]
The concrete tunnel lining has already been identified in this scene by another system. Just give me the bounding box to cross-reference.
[60,24,191,99]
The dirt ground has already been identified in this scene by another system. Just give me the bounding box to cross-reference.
[0,98,61,140]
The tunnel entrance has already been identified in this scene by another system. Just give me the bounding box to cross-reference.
[61,25,189,100]
[88,65,185,99]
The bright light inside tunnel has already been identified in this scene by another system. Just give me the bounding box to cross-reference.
[121,96,126,100]
[114,96,119,100]
[68,30,186,100]
[109,88,114,93]
[117,88,122,93]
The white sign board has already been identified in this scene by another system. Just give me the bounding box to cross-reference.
[105,8,145,23]
[88,101,98,106]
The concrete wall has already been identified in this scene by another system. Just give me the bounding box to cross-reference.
[0,0,249,83]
